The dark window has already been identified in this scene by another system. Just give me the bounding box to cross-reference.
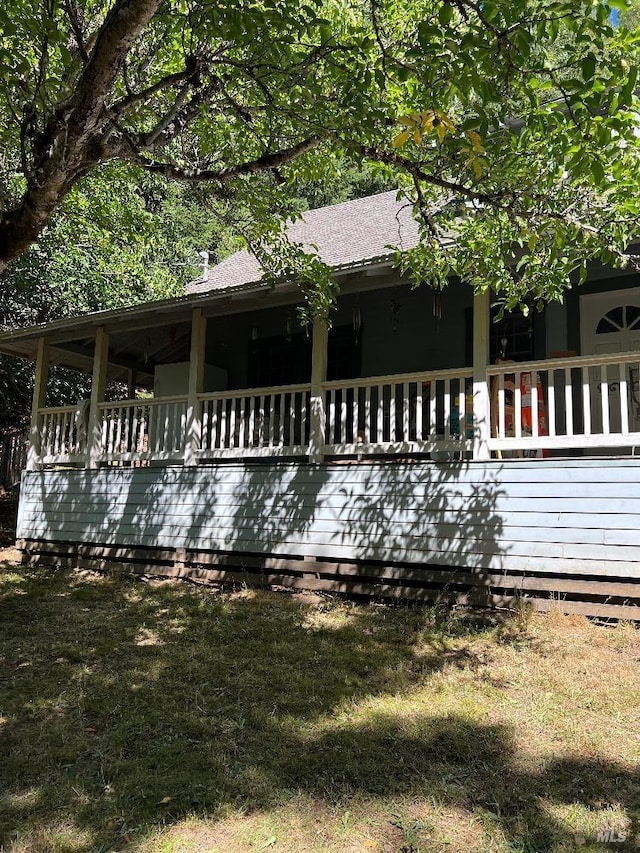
[247,324,361,387]
[327,325,362,381]
[248,333,311,387]
[465,305,535,365]
[627,305,640,329]
[490,306,534,362]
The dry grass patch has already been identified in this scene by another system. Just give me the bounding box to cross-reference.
[0,559,638,853]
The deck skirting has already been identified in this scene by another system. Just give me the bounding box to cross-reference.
[16,458,640,619]
[17,537,640,620]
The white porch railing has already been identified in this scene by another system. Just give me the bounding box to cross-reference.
[32,351,640,467]
[38,404,87,464]
[97,396,188,462]
[488,351,640,452]
[323,368,475,455]
[198,384,311,458]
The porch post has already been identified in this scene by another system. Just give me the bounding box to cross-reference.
[26,337,50,471]
[185,307,206,466]
[86,326,109,469]
[472,289,491,460]
[308,316,328,463]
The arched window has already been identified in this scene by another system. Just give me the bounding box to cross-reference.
[595,305,640,334]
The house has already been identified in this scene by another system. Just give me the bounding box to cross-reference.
[1,191,639,618]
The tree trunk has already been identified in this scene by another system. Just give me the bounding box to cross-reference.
[0,0,162,277]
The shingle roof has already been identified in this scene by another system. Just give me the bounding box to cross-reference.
[186,190,420,294]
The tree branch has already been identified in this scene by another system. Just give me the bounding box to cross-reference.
[64,0,89,65]
[108,62,204,119]
[351,143,506,207]
[0,0,163,272]
[120,135,325,181]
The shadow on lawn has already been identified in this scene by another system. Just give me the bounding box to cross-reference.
[0,565,638,852]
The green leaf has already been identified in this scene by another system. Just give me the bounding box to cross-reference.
[581,54,596,82]
[438,3,454,26]
[417,22,440,49]
[591,159,606,185]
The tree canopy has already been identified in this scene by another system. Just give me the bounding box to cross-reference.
[0,0,638,311]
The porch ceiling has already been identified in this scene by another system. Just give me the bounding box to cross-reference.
[0,261,404,374]
[0,281,275,375]
[1,319,196,383]
[1,336,152,382]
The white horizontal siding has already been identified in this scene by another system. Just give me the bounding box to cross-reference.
[17,459,640,579]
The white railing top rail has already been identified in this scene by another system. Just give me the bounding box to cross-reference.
[37,404,82,415]
[198,382,311,401]
[323,366,473,391]
[488,433,640,450]
[487,350,640,375]
[97,395,188,411]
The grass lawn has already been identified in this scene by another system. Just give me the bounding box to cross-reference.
[0,554,638,853]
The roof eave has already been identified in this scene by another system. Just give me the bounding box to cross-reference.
[0,253,403,360]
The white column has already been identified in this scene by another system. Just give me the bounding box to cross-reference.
[185,308,206,466]
[86,326,109,469]
[26,337,50,471]
[472,289,491,460]
[308,316,328,463]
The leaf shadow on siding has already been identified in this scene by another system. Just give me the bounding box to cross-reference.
[26,456,510,606]
[180,458,509,607]
[182,460,335,556]
[320,459,508,602]
[0,568,638,852]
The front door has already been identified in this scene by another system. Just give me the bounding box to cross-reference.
[580,287,640,435]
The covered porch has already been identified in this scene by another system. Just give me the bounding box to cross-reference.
[18,282,640,469]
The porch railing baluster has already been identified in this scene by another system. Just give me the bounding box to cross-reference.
[600,364,610,435]
[620,361,630,435]
[565,368,574,437]
[531,375,539,440]
[547,373,556,438]
[402,382,410,441]
[443,378,451,440]
[487,351,640,453]
[429,382,437,438]
[415,383,422,441]
[582,366,591,436]
[514,371,522,439]
[33,353,640,467]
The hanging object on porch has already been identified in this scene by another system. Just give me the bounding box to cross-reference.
[432,292,442,323]
[352,302,361,345]
[143,336,151,365]
[352,303,361,333]
[390,300,400,332]
[285,314,293,341]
